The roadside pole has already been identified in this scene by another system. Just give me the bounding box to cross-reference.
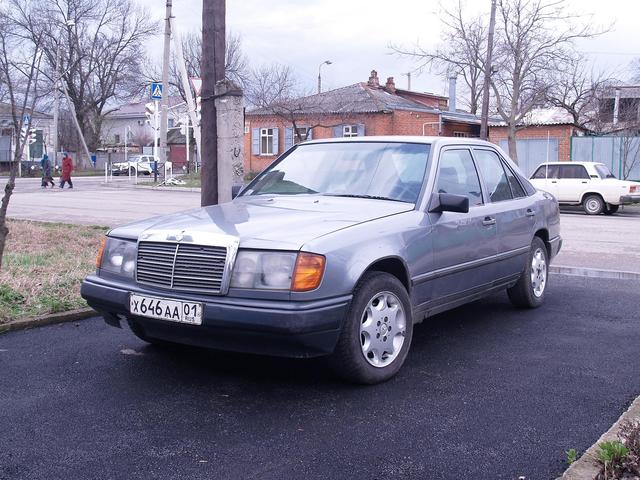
[159,0,172,184]
[185,118,190,172]
[154,99,159,161]
[52,44,61,169]
[124,126,128,184]
[479,0,497,140]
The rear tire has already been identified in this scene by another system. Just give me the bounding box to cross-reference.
[129,167,136,176]
[328,272,413,384]
[583,194,604,215]
[507,237,549,309]
[604,204,619,215]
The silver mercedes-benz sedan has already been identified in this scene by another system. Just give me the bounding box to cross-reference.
[82,137,561,384]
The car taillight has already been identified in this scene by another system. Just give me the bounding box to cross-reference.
[630,185,637,193]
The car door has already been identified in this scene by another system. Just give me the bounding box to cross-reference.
[425,147,499,303]
[473,148,536,280]
[530,163,560,197]
[556,164,591,202]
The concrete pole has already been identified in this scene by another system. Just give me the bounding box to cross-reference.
[52,44,61,168]
[215,81,243,203]
[201,0,225,206]
[159,0,172,181]
[480,0,497,140]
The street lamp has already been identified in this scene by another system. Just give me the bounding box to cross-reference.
[317,60,332,94]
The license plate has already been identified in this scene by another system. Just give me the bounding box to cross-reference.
[129,294,202,325]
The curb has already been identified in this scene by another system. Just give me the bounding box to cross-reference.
[0,308,96,335]
[561,395,640,479]
[550,265,640,280]
[99,182,201,192]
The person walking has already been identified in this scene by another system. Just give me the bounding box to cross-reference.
[40,154,55,188]
[60,153,73,189]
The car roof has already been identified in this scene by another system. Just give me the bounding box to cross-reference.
[537,161,604,166]
[303,135,498,148]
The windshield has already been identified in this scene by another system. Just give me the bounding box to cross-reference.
[595,164,616,179]
[242,142,431,203]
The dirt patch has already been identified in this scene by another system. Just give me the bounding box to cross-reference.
[0,219,107,323]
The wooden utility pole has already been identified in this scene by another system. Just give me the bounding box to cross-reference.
[479,0,497,140]
[159,0,172,183]
[201,0,225,206]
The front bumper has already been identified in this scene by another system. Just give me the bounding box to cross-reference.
[81,275,351,358]
[619,195,640,205]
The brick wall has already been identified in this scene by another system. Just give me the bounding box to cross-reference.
[488,124,576,161]
[243,110,442,174]
[441,121,480,137]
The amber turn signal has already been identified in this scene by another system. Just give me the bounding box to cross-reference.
[291,253,326,292]
[96,237,106,269]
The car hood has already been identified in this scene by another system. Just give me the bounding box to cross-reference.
[109,195,415,250]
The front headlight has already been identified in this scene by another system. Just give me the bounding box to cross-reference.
[230,251,297,290]
[230,250,326,291]
[98,237,137,278]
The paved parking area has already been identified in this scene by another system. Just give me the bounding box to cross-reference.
[1,275,638,480]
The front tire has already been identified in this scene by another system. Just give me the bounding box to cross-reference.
[329,272,413,384]
[583,194,604,215]
[507,237,549,309]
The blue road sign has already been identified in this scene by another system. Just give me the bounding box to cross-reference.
[23,114,31,125]
[150,83,163,100]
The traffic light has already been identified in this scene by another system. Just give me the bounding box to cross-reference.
[28,128,37,145]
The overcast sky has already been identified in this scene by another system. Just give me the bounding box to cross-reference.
[139,0,639,97]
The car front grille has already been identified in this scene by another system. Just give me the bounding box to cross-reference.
[136,241,228,294]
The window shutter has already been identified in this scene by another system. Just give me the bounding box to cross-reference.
[284,127,293,150]
[251,128,260,155]
[272,127,279,155]
[357,123,366,136]
[333,125,343,137]
[307,128,313,140]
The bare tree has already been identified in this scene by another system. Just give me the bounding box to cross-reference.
[145,31,249,105]
[391,1,487,114]
[129,126,152,148]
[245,64,363,143]
[619,129,640,180]
[0,2,46,268]
[546,56,617,134]
[31,0,157,163]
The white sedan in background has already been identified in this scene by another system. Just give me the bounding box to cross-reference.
[111,155,172,176]
[530,161,640,215]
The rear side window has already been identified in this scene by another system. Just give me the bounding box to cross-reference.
[559,165,590,179]
[473,149,513,202]
[436,149,483,206]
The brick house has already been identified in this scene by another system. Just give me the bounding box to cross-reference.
[243,70,481,174]
[489,107,583,176]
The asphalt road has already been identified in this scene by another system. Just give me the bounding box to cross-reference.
[1,275,638,480]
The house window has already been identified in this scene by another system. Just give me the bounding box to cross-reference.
[137,119,145,126]
[168,118,175,128]
[260,128,275,155]
[294,127,310,144]
[114,134,121,144]
[343,125,359,137]
[453,131,469,137]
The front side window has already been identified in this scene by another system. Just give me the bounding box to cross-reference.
[260,128,274,155]
[435,149,483,206]
[343,125,359,137]
[243,142,430,203]
[559,165,590,179]
[474,149,513,202]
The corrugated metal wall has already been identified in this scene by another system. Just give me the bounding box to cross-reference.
[499,138,559,176]
[571,136,640,180]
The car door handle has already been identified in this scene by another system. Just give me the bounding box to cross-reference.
[581,181,588,183]
[550,180,557,183]
[525,209,535,217]
[482,216,496,226]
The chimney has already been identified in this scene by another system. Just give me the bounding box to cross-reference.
[367,70,380,88]
[448,75,457,112]
[385,77,396,93]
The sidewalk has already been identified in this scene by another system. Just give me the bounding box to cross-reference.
[554,208,640,274]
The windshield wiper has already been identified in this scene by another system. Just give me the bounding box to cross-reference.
[324,194,407,202]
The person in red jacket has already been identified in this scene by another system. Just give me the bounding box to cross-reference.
[60,153,73,189]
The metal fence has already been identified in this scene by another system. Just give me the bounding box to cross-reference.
[570,136,640,180]
[499,138,559,177]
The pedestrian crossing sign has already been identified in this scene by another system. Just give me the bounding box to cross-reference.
[150,82,163,100]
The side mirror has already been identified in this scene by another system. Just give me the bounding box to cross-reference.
[429,193,469,214]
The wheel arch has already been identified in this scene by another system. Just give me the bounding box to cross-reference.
[580,191,605,204]
[533,228,551,259]
[359,256,412,295]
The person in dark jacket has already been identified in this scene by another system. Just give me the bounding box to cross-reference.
[40,154,55,188]
[60,153,73,189]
